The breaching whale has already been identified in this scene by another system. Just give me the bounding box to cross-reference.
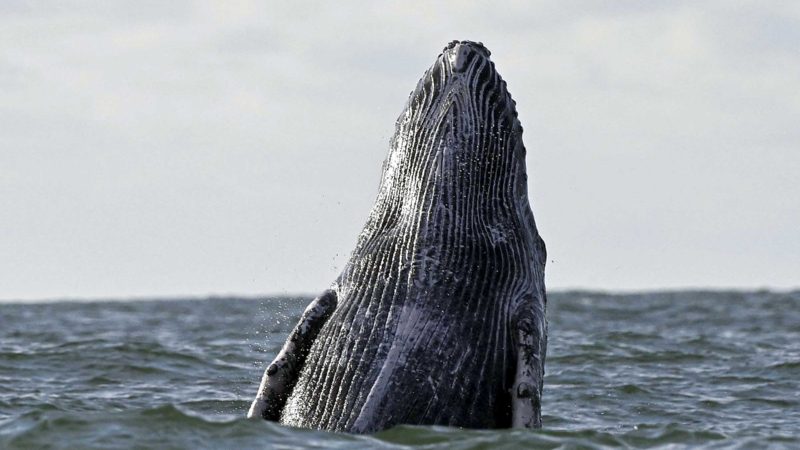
[248,40,547,433]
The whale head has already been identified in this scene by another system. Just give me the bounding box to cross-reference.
[375,40,529,220]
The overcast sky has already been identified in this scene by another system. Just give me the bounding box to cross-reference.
[2,1,798,300]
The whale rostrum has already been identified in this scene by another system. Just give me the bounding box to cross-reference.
[248,40,547,433]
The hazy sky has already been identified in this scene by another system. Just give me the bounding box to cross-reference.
[2,1,798,300]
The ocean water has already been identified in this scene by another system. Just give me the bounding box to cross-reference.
[1,290,798,449]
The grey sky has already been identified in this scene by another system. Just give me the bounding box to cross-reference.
[2,1,798,300]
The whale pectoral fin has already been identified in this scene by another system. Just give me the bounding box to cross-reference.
[247,288,338,421]
[511,292,546,428]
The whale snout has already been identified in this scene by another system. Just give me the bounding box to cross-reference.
[443,40,491,73]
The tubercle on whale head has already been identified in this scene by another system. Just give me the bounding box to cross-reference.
[443,40,490,55]
[441,40,492,72]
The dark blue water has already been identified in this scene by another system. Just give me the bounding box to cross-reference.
[1,290,798,449]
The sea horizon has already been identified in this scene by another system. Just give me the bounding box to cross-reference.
[2,286,799,305]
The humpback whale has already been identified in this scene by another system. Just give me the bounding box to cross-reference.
[248,40,547,433]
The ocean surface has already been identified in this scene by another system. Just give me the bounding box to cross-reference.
[1,290,798,449]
